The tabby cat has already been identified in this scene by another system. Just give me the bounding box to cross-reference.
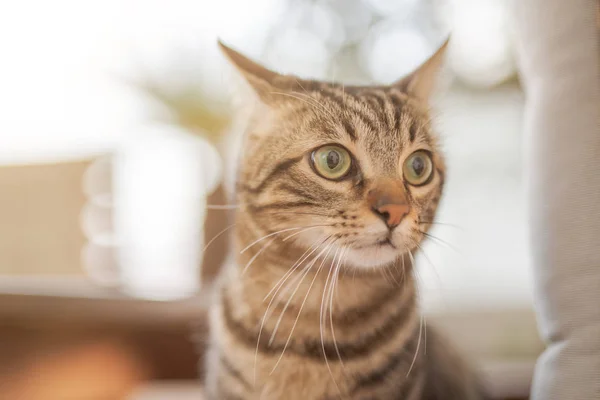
[205,40,488,400]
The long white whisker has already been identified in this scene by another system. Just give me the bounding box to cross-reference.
[269,237,333,346]
[415,242,442,286]
[259,235,326,331]
[241,226,313,254]
[379,265,393,286]
[268,264,312,347]
[203,222,237,254]
[407,249,416,268]
[424,316,428,356]
[406,314,423,378]
[282,225,328,242]
[329,246,347,370]
[269,239,336,374]
[320,247,342,396]
[242,237,276,275]
[264,235,329,303]
[293,78,311,95]
[270,91,337,121]
[253,235,328,384]
[422,232,463,256]
[391,259,404,287]
[206,204,240,210]
[386,261,402,287]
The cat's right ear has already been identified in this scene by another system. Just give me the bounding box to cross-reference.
[218,40,292,105]
[392,38,449,103]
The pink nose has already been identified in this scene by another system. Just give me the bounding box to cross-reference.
[367,187,411,229]
[374,203,410,228]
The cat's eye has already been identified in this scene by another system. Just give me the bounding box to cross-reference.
[311,145,352,180]
[403,151,434,186]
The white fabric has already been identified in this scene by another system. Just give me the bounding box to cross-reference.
[511,1,600,399]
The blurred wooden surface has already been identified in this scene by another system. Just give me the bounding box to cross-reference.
[0,160,90,275]
[131,383,204,400]
[0,289,531,400]
[0,291,207,379]
[1,338,145,400]
[0,293,206,399]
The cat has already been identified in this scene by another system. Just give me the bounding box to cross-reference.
[205,39,488,400]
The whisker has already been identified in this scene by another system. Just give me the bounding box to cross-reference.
[269,238,336,374]
[270,91,337,121]
[241,237,276,275]
[407,249,416,268]
[424,316,428,356]
[264,235,330,303]
[414,242,442,286]
[419,220,463,229]
[329,246,347,370]
[253,234,328,385]
[379,266,393,287]
[206,204,240,210]
[282,225,328,242]
[268,264,312,347]
[420,231,463,256]
[241,225,320,254]
[384,261,402,288]
[320,247,343,396]
[203,222,237,254]
[268,237,333,346]
[293,79,331,113]
[406,314,423,378]
[298,89,338,120]
[293,78,311,95]
[268,210,338,218]
[391,256,406,287]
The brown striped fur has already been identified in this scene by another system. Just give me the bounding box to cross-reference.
[206,40,487,400]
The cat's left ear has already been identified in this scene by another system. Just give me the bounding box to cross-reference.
[218,40,298,105]
[393,38,450,102]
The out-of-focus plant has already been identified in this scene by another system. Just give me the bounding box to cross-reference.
[140,81,232,145]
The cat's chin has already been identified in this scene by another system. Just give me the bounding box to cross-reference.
[343,244,400,269]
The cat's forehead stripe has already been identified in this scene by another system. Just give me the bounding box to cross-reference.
[317,87,381,140]
[306,86,420,147]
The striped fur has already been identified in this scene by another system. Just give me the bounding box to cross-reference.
[206,42,487,400]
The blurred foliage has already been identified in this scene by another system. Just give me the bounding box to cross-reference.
[135,0,518,144]
[134,0,442,143]
[141,82,232,145]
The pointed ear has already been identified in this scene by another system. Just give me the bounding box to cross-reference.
[218,40,294,104]
[393,38,450,102]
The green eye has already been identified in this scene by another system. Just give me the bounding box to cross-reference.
[403,151,434,186]
[311,145,352,180]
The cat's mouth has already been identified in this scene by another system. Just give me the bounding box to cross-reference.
[352,237,397,250]
[341,235,403,269]
[375,238,396,249]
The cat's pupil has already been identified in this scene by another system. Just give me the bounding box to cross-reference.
[326,151,340,169]
[412,156,425,176]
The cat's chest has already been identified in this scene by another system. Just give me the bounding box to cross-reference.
[254,359,341,400]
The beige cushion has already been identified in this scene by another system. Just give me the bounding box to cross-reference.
[511,0,600,399]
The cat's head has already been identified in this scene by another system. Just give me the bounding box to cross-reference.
[221,40,448,270]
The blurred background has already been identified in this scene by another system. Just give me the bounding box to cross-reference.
[0,0,539,399]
